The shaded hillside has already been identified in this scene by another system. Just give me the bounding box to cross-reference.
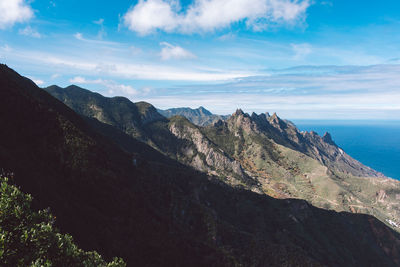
[45,85,164,141]
[158,106,229,126]
[45,85,256,187]
[1,64,398,266]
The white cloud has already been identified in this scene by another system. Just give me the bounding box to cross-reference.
[0,0,34,29]
[142,87,152,95]
[93,18,106,39]
[217,32,236,41]
[0,43,253,81]
[93,18,104,25]
[33,79,44,85]
[0,44,12,52]
[130,45,143,55]
[72,32,120,46]
[123,0,310,35]
[27,77,44,86]
[159,42,196,60]
[19,26,41,38]
[291,43,312,60]
[74,32,84,40]
[107,84,138,96]
[70,76,87,84]
[141,64,400,118]
[69,76,138,96]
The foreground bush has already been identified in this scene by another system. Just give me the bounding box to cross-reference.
[0,177,125,266]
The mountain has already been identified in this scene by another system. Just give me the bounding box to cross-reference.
[2,64,399,266]
[201,110,400,226]
[157,106,229,126]
[46,85,255,187]
[45,85,164,140]
[45,84,400,233]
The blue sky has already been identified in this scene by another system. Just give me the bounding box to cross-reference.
[1,0,400,119]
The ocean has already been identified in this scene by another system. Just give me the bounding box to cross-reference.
[292,120,400,180]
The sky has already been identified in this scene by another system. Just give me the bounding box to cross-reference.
[1,0,400,119]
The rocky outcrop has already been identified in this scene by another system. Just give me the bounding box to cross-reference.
[244,111,384,178]
[169,118,248,184]
[300,129,384,177]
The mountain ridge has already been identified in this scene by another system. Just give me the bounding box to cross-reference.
[158,106,229,126]
[2,64,400,265]
[44,83,400,233]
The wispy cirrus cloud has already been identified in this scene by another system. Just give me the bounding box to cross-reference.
[93,18,106,39]
[0,0,33,29]
[159,42,196,60]
[141,64,400,119]
[123,0,311,35]
[2,44,251,81]
[69,76,139,96]
[19,26,41,38]
[291,43,311,60]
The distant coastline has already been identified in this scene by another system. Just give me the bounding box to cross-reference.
[293,120,400,180]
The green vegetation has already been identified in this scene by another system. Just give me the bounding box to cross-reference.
[0,177,125,267]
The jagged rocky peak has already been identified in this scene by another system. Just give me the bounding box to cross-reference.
[249,112,271,127]
[269,112,281,123]
[322,132,336,146]
[259,112,270,120]
[233,108,245,116]
[267,112,291,132]
[231,110,270,136]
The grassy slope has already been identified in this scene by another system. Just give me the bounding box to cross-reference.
[202,115,400,231]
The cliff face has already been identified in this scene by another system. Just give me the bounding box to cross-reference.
[264,112,383,178]
[168,116,258,189]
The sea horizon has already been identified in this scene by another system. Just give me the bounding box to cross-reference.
[293,119,400,180]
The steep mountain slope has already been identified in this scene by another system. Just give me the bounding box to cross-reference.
[158,106,229,126]
[45,85,164,141]
[202,110,400,229]
[46,85,257,188]
[264,112,382,177]
[45,84,400,232]
[4,65,400,266]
